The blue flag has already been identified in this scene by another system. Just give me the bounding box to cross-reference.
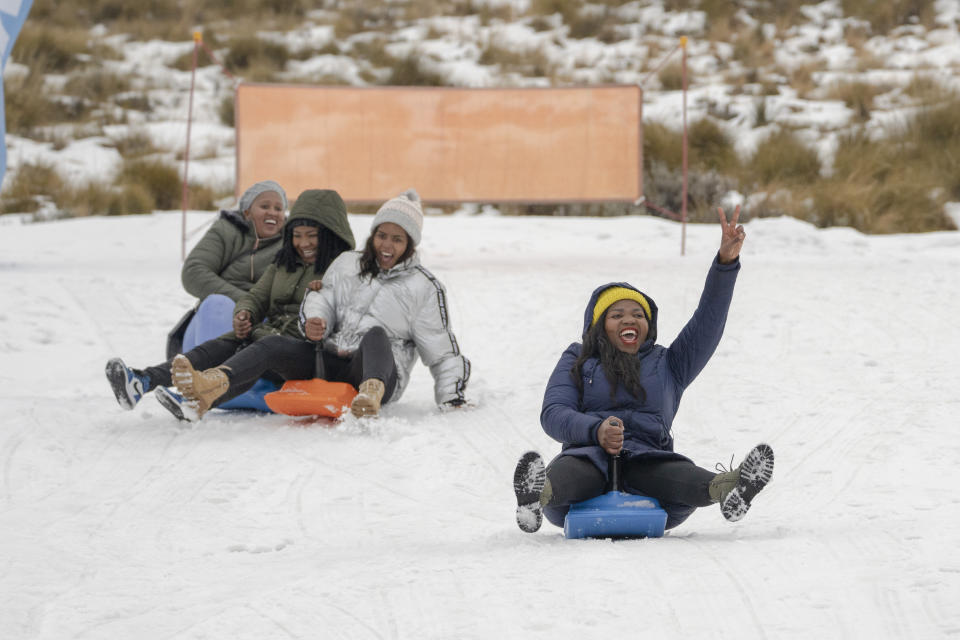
[1,0,34,187]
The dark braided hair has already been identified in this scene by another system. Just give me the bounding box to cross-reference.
[274,219,350,275]
[571,312,647,403]
[358,226,416,280]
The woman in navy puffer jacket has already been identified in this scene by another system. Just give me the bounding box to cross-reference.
[513,207,775,533]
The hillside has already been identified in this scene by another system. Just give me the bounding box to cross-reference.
[3,0,960,231]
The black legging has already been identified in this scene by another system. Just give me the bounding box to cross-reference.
[214,327,399,407]
[542,454,716,530]
[141,336,245,389]
[142,327,399,408]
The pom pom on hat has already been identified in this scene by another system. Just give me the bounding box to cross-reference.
[239,180,288,214]
[372,188,424,246]
[591,286,652,326]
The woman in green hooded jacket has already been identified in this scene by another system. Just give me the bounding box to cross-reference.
[106,189,356,415]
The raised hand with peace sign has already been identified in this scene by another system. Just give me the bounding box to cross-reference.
[717,204,745,264]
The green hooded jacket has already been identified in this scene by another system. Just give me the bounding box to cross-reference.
[233,189,355,341]
[181,210,285,302]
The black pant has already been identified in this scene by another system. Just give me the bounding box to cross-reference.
[141,336,245,389]
[542,454,715,530]
[144,327,399,408]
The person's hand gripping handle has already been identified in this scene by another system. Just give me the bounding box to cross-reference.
[598,416,624,456]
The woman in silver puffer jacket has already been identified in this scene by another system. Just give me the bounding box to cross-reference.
[300,189,471,417]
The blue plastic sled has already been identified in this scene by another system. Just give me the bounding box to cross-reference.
[182,294,278,412]
[564,491,667,539]
[563,452,668,539]
[219,377,281,411]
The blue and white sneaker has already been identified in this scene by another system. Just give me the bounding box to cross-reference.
[155,386,197,422]
[105,357,149,410]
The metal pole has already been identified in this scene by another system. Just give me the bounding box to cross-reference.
[610,454,621,492]
[181,31,201,262]
[314,342,325,379]
[680,36,688,257]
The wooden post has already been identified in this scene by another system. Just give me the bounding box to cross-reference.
[680,36,688,257]
[181,31,202,261]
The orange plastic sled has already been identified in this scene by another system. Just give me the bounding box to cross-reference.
[264,344,357,418]
[264,379,357,418]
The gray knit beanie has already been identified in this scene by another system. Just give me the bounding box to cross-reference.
[238,180,288,214]
[371,188,424,246]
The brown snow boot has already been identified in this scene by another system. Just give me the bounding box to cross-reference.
[171,354,230,419]
[350,378,385,418]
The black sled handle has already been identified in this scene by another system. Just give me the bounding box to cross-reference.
[314,342,325,379]
[610,454,621,492]
[609,417,623,492]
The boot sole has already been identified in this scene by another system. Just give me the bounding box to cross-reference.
[350,396,380,418]
[721,443,774,522]
[513,451,545,533]
[105,358,140,410]
[171,355,196,396]
[155,386,195,422]
[170,355,227,418]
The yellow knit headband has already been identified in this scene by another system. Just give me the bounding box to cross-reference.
[592,287,651,326]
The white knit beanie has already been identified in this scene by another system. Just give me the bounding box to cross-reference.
[371,188,424,246]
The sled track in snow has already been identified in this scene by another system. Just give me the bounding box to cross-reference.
[676,537,769,638]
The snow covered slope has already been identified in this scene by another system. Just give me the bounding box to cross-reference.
[1,211,958,638]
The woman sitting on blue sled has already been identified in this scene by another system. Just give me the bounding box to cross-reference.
[513,206,774,534]
[105,189,355,420]
[169,189,471,421]
[170,180,290,358]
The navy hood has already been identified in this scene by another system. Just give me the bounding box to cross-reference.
[581,282,659,345]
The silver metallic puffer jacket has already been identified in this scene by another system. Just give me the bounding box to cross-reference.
[298,251,470,405]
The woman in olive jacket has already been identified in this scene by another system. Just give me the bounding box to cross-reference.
[170,189,471,422]
[169,180,288,358]
[106,189,355,417]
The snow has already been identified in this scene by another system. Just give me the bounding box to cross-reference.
[4,0,960,635]
[1,210,959,638]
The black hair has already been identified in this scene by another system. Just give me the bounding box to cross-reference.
[571,311,647,403]
[273,219,350,275]
[358,225,416,280]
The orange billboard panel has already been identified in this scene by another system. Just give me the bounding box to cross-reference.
[236,84,643,204]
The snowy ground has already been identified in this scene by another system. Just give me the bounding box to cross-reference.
[1,210,958,638]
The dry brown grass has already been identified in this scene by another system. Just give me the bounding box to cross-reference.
[658,62,688,91]
[383,52,448,86]
[902,73,955,104]
[786,63,823,99]
[841,0,936,34]
[3,74,57,135]
[11,24,90,74]
[0,164,64,214]
[109,130,159,158]
[745,128,822,187]
[825,80,891,121]
[64,71,132,105]
[6,0,957,232]
[117,158,182,210]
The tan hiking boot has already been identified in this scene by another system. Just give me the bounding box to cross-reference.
[171,354,230,419]
[708,444,775,521]
[350,378,385,418]
[708,464,740,503]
